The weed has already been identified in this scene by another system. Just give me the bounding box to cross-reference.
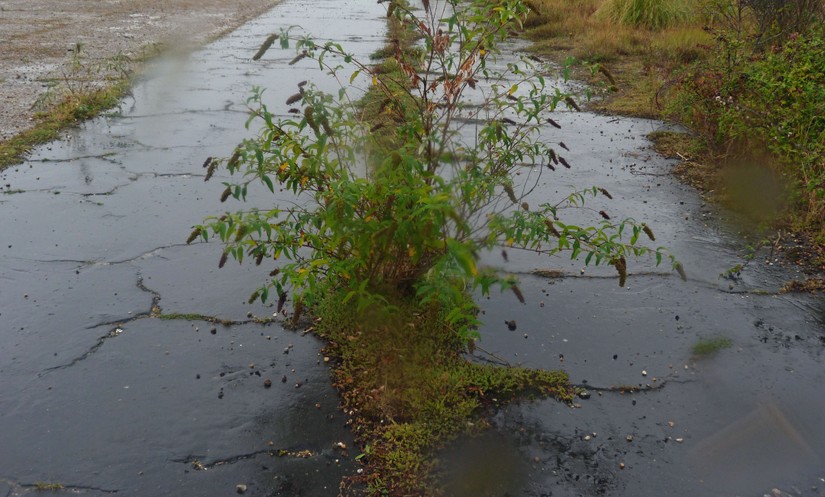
[34,482,64,491]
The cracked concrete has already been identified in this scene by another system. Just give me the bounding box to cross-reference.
[0,0,385,494]
[0,0,823,496]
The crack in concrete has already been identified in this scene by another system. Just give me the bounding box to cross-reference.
[28,152,122,164]
[572,377,696,395]
[38,266,276,375]
[26,242,193,267]
[170,450,276,469]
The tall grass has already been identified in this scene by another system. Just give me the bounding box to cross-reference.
[597,0,693,29]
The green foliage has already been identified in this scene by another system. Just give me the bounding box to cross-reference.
[598,0,693,30]
[193,0,678,341]
[667,21,825,237]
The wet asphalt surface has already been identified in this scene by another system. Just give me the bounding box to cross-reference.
[1,1,824,496]
[0,0,385,495]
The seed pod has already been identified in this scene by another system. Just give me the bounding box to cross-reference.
[467,78,477,89]
[288,108,301,114]
[219,251,229,268]
[503,184,517,203]
[204,161,218,182]
[501,117,517,125]
[269,268,280,277]
[675,262,687,281]
[613,256,627,287]
[369,122,385,132]
[305,107,319,133]
[544,219,561,237]
[564,96,581,112]
[387,1,396,17]
[234,225,247,242]
[320,116,333,136]
[546,118,561,129]
[642,223,655,241]
[186,227,201,244]
[598,65,616,86]
[599,187,613,199]
[547,163,555,171]
[558,156,571,169]
[220,187,232,202]
[501,250,509,262]
[297,80,308,88]
[291,300,304,325]
[558,141,569,151]
[511,284,525,304]
[227,149,241,170]
[286,93,302,105]
[289,51,307,65]
[506,94,518,102]
[599,210,610,220]
[248,290,260,304]
[255,251,265,266]
[202,157,213,169]
[277,292,287,313]
[252,34,279,61]
[548,149,558,165]
[521,202,530,211]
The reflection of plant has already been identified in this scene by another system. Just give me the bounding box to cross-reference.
[193,0,680,340]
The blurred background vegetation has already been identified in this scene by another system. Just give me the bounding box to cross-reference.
[523,0,824,250]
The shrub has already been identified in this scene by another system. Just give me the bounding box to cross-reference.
[597,0,693,30]
[191,0,679,342]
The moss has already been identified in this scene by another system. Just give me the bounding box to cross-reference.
[692,337,733,356]
[315,291,574,496]
[34,482,64,491]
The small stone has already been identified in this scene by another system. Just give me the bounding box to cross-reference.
[505,320,517,331]
[236,484,248,494]
[667,421,675,427]
[626,435,633,442]
[315,403,321,409]
[619,462,625,469]
[578,390,591,399]
[641,370,648,376]
[281,375,287,383]
[323,356,330,363]
[263,379,272,388]
[584,435,591,441]
[210,328,217,335]
[334,442,347,450]
[675,437,684,443]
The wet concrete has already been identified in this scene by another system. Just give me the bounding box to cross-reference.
[460,41,825,497]
[0,0,386,494]
[1,0,823,496]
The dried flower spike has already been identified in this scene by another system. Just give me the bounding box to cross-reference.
[503,184,518,203]
[642,224,655,241]
[186,227,201,244]
[546,118,562,129]
[511,284,525,304]
[252,34,279,61]
[286,93,302,105]
[598,187,613,199]
[219,252,229,268]
[675,262,687,281]
[220,187,232,203]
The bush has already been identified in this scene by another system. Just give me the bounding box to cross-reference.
[191,0,678,341]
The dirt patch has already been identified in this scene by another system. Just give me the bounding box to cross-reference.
[0,0,278,140]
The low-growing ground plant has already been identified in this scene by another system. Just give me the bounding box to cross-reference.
[191,0,681,493]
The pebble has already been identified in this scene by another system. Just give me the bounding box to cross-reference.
[641,370,648,376]
[626,434,633,442]
[619,462,625,469]
[210,328,217,335]
[578,390,591,399]
[263,379,272,388]
[505,320,517,331]
[584,435,591,441]
[236,484,247,494]
[675,437,684,443]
